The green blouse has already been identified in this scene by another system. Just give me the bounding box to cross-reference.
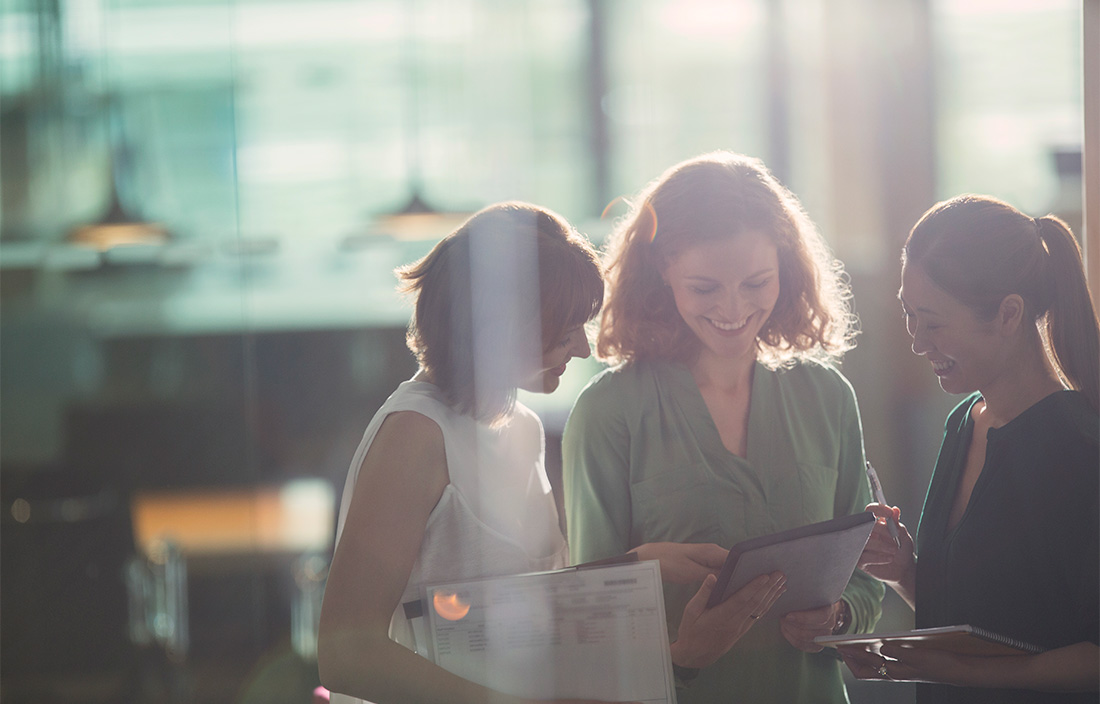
[563,359,883,704]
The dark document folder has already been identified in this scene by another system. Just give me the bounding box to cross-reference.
[706,512,875,614]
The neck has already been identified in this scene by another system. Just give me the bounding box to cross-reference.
[689,349,756,394]
[978,335,1064,426]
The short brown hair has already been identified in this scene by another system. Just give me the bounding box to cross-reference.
[597,151,855,367]
[398,202,603,423]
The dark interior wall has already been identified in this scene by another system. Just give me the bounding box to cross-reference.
[0,323,418,703]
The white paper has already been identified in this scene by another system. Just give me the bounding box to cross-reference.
[420,560,676,703]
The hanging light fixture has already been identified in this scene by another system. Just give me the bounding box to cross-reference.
[68,2,168,254]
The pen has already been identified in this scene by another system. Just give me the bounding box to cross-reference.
[865,462,901,548]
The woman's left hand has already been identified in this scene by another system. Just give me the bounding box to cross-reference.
[838,641,1100,691]
[779,600,845,652]
[836,642,1016,686]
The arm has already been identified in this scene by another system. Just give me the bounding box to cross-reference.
[830,381,885,635]
[839,641,1100,692]
[317,412,625,704]
[629,542,728,584]
[562,384,633,565]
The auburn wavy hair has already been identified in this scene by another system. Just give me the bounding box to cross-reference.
[398,201,603,424]
[597,151,856,368]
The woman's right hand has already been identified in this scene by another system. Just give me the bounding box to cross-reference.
[669,571,787,669]
[858,503,917,609]
[858,504,915,582]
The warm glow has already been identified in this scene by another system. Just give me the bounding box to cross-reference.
[69,222,169,251]
[131,480,334,557]
[432,591,471,621]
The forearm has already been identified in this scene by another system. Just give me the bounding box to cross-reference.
[319,629,534,704]
[960,642,1100,692]
[875,559,916,611]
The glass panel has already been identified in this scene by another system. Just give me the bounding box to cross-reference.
[604,0,769,200]
[933,0,1082,223]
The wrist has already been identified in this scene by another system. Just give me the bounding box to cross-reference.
[832,599,852,635]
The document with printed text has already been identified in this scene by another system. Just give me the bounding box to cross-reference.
[415,559,676,703]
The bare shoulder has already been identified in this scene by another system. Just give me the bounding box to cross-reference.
[361,410,448,489]
[377,409,445,443]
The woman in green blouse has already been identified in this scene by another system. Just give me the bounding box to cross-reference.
[563,151,884,703]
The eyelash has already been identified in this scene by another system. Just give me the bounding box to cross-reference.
[689,280,769,295]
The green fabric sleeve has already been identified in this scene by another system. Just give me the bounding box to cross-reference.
[833,374,884,635]
[562,375,633,565]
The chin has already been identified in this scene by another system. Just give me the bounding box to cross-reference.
[518,373,559,395]
[937,376,975,396]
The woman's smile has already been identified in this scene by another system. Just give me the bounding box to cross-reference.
[705,314,753,335]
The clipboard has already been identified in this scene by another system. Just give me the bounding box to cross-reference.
[706,512,875,614]
[814,624,1046,656]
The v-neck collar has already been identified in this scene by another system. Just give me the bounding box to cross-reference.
[665,360,794,503]
[937,391,1067,543]
[670,359,763,463]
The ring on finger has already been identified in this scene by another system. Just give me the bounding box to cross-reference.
[876,662,889,678]
[749,613,762,620]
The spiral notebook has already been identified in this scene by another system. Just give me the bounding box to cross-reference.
[814,625,1046,656]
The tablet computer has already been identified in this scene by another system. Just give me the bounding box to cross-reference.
[706,512,875,615]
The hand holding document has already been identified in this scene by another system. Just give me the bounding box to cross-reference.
[819,625,1045,684]
[816,624,1045,656]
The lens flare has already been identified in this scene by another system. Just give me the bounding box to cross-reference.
[601,197,658,243]
[432,591,471,621]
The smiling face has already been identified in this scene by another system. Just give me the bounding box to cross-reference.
[663,231,780,365]
[518,324,591,394]
[899,261,1007,395]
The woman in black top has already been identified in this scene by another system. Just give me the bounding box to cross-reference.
[839,195,1100,701]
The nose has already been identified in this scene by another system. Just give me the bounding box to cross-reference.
[717,290,745,320]
[571,331,592,359]
[910,327,932,357]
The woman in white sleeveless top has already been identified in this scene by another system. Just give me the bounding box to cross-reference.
[317,202,786,704]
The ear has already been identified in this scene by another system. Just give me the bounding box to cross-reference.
[996,294,1025,336]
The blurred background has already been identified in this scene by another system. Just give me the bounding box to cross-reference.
[0,1,1094,703]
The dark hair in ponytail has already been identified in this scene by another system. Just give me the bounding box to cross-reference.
[1034,215,1100,412]
[904,194,1100,412]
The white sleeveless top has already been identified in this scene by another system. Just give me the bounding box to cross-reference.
[330,380,568,704]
